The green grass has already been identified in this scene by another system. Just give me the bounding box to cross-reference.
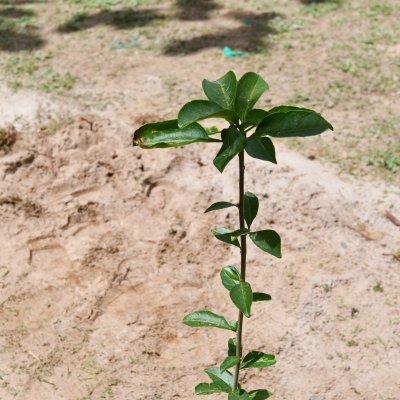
[301,0,343,16]
[40,71,77,94]
[2,52,76,94]
[66,0,161,10]
[61,11,88,31]
[0,6,35,30]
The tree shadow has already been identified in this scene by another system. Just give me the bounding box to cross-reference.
[0,0,44,4]
[57,8,164,33]
[0,5,44,51]
[299,0,340,3]
[175,0,220,21]
[164,11,282,55]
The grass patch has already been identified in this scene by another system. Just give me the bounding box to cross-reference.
[66,0,161,10]
[61,11,88,31]
[301,0,343,16]
[2,52,76,94]
[40,71,77,94]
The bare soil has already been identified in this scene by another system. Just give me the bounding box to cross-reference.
[0,0,399,399]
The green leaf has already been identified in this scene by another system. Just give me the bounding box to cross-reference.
[260,105,309,117]
[205,126,220,135]
[229,389,251,400]
[213,126,246,173]
[195,383,224,395]
[245,136,277,164]
[249,230,281,258]
[212,228,240,247]
[183,310,237,331]
[235,72,269,122]
[243,105,310,129]
[230,282,253,318]
[248,389,273,400]
[221,266,241,291]
[241,352,276,369]
[255,108,333,138]
[220,356,241,373]
[133,120,219,148]
[205,201,236,213]
[231,228,249,238]
[242,109,269,128]
[178,100,234,128]
[228,337,238,357]
[243,192,259,228]
[202,71,238,111]
[253,292,271,302]
[204,367,234,393]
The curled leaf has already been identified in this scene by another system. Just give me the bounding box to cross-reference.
[133,119,219,148]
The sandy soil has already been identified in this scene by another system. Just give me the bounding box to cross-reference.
[1,0,400,399]
[0,112,399,399]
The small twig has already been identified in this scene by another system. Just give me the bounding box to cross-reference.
[384,211,400,227]
[28,350,41,362]
[383,253,400,262]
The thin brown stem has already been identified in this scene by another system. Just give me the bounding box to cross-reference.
[233,150,247,390]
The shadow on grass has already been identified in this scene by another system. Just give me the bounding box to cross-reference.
[175,0,220,21]
[0,5,44,51]
[299,0,340,3]
[57,8,165,32]
[56,4,283,57]
[0,0,44,4]
[164,11,281,55]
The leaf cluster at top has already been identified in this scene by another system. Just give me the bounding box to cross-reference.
[133,71,333,172]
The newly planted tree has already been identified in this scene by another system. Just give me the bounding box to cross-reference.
[133,71,333,398]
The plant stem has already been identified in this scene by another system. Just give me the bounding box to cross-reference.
[233,149,247,390]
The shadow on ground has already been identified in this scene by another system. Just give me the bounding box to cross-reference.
[175,0,220,21]
[57,8,165,33]
[164,11,281,55]
[0,5,44,51]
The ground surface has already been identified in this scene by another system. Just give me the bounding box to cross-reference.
[0,0,399,399]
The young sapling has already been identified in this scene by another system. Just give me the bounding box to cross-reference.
[132,71,333,399]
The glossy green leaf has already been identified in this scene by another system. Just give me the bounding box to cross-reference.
[204,367,234,393]
[253,292,271,302]
[202,71,238,111]
[248,389,273,400]
[221,266,241,291]
[228,337,239,357]
[133,120,219,148]
[213,126,246,173]
[261,105,310,116]
[229,389,251,400]
[205,202,236,213]
[231,228,249,238]
[230,282,253,318]
[212,228,240,247]
[242,109,269,128]
[195,383,224,395]
[245,136,277,164]
[249,230,282,258]
[220,356,241,373]
[255,108,333,138]
[178,100,234,128]
[235,72,269,122]
[241,352,276,369]
[183,310,237,331]
[243,192,259,228]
